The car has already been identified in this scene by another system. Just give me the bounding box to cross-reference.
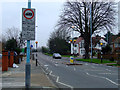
[53,53,61,59]
[20,52,25,55]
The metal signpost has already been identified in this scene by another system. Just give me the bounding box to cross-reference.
[22,0,35,88]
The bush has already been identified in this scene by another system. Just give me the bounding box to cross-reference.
[109,57,114,61]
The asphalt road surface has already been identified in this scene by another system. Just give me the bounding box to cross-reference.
[34,52,119,89]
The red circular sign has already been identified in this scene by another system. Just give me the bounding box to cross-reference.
[23,9,34,19]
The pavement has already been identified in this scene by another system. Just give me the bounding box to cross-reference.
[1,57,56,89]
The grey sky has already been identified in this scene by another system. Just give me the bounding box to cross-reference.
[1,0,120,48]
[2,1,64,48]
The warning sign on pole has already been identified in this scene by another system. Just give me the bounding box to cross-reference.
[22,8,35,40]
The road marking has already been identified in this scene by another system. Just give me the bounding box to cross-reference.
[85,63,88,65]
[99,73,118,75]
[66,65,68,67]
[86,72,118,86]
[55,64,58,66]
[44,65,48,67]
[74,67,76,71]
[85,69,103,71]
[49,70,73,89]
[49,71,52,75]
[46,67,48,70]
[56,76,59,82]
[106,69,111,71]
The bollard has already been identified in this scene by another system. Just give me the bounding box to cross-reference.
[9,52,14,67]
[70,56,74,64]
[32,54,34,60]
[2,51,8,71]
[36,53,37,66]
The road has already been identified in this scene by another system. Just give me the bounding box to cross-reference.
[35,52,119,89]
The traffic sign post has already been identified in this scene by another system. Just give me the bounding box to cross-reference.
[22,0,36,88]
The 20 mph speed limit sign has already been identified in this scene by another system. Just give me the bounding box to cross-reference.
[22,8,35,40]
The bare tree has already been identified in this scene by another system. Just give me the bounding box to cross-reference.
[5,27,20,41]
[57,1,116,58]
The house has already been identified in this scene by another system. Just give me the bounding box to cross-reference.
[111,36,120,54]
[74,36,107,56]
[0,42,2,53]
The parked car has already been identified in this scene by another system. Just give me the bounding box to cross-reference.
[20,52,25,55]
[53,53,61,59]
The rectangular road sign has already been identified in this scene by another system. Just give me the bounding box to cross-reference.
[22,8,35,40]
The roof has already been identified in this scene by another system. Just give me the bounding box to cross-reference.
[74,37,84,44]
[74,36,106,45]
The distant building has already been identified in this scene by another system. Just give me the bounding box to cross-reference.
[74,36,107,56]
[110,35,120,54]
[0,42,2,53]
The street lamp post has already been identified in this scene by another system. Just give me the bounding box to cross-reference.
[71,26,75,56]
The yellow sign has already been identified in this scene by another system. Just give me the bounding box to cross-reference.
[70,56,74,64]
[74,40,76,42]
[100,43,103,46]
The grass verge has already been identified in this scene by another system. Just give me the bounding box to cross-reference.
[107,64,120,66]
[44,53,52,56]
[44,53,76,58]
[76,59,116,64]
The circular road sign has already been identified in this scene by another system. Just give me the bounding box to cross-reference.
[23,9,34,19]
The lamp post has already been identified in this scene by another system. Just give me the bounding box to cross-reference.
[35,41,38,66]
[71,26,75,56]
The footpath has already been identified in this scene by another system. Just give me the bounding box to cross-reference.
[1,57,56,89]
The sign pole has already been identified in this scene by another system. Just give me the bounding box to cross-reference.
[25,0,31,88]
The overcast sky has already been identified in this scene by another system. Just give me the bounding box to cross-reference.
[0,0,120,48]
[1,1,65,48]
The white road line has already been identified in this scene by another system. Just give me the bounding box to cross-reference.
[85,63,88,65]
[86,72,118,86]
[44,65,49,67]
[56,76,59,82]
[49,70,73,89]
[106,69,111,71]
[46,67,48,70]
[99,73,118,75]
[55,64,58,66]
[74,67,76,71]
[49,71,52,75]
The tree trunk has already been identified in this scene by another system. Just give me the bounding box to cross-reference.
[84,36,90,59]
